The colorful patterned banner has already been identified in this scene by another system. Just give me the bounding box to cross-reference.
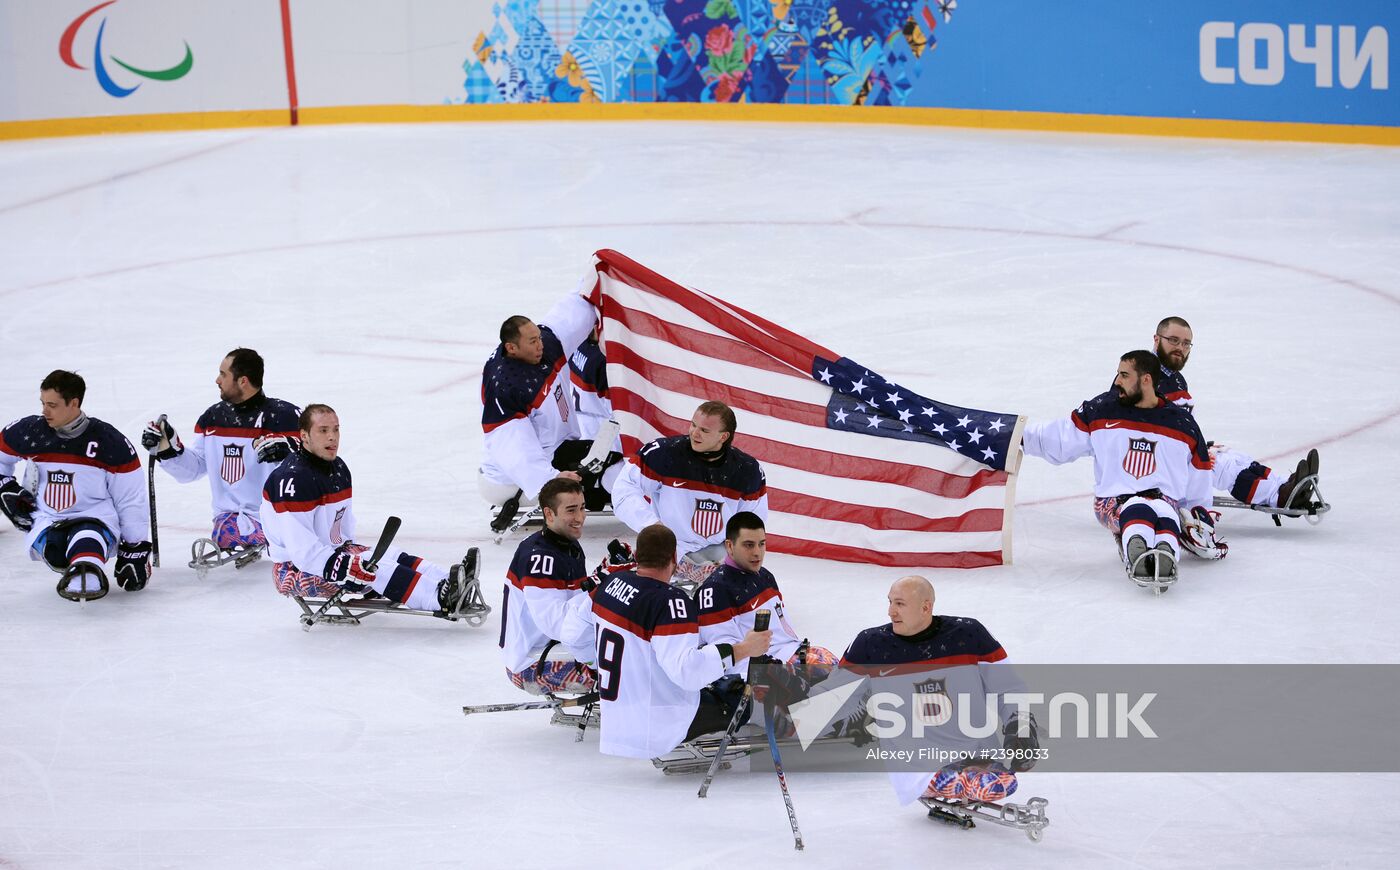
[460,0,958,105]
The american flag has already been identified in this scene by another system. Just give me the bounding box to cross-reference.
[586,250,1025,569]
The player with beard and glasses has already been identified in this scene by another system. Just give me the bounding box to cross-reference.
[1021,351,1214,591]
[142,348,301,573]
[1149,317,1324,558]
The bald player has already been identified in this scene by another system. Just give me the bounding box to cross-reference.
[830,576,1041,806]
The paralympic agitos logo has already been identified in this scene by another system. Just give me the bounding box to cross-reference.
[59,0,194,97]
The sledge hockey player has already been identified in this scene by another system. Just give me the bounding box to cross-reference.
[500,478,602,695]
[142,348,301,572]
[1150,316,1324,557]
[479,284,622,531]
[1022,350,1213,590]
[610,401,767,589]
[261,404,477,614]
[806,577,1047,823]
[831,576,1045,835]
[587,523,772,759]
[568,329,614,442]
[0,370,152,602]
[697,512,838,684]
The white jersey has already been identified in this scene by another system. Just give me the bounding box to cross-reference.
[500,528,596,672]
[1022,390,1212,509]
[0,414,149,547]
[259,451,355,574]
[590,570,731,758]
[611,435,768,559]
[568,339,613,441]
[480,291,598,498]
[159,393,300,519]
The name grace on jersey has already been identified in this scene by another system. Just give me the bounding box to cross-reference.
[605,576,640,604]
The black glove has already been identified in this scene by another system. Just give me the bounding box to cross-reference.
[829,710,875,747]
[588,538,636,589]
[0,477,36,532]
[1002,713,1041,772]
[324,545,375,590]
[114,540,153,591]
[753,661,812,709]
[253,434,297,464]
[140,417,183,460]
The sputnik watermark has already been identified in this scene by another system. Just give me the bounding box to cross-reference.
[789,681,1158,750]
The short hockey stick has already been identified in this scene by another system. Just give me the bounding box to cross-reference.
[698,609,771,798]
[462,694,599,716]
[147,414,164,567]
[360,515,401,573]
[763,695,804,850]
[301,517,401,629]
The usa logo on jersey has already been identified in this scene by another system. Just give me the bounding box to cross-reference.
[45,469,77,512]
[553,383,570,422]
[914,677,950,725]
[330,507,347,545]
[691,498,723,538]
[221,444,246,484]
[1123,437,1157,479]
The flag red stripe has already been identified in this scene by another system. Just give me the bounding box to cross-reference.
[765,534,1005,568]
[767,489,1004,534]
[616,398,1006,499]
[610,343,828,428]
[603,302,795,377]
[598,252,829,374]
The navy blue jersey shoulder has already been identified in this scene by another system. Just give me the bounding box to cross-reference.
[569,339,608,393]
[263,451,352,503]
[639,435,766,498]
[842,617,1004,667]
[1155,366,1190,402]
[595,569,692,634]
[1,415,137,470]
[482,325,568,425]
[1073,390,1209,460]
[698,564,778,616]
[510,529,587,582]
[196,394,301,434]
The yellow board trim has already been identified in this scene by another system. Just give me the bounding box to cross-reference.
[3,103,1397,146]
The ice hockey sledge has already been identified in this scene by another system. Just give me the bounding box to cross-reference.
[651,731,852,776]
[920,795,1050,842]
[462,691,600,741]
[293,552,491,630]
[1213,476,1330,527]
[188,538,265,579]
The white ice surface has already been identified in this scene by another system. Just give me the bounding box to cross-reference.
[1,121,1398,868]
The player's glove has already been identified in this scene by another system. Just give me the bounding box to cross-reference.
[0,476,37,532]
[587,538,636,590]
[752,662,812,709]
[324,545,377,591]
[252,433,298,464]
[140,417,183,460]
[1181,505,1228,560]
[1002,713,1041,773]
[114,540,153,591]
[828,710,876,747]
